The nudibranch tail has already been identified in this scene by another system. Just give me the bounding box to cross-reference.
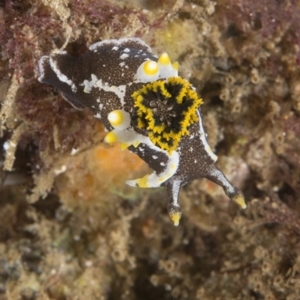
[37,37,246,227]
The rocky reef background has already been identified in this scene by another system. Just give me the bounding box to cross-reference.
[1,0,300,299]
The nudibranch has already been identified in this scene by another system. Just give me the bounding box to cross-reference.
[38,38,246,226]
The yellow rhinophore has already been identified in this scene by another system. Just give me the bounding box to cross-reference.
[107,110,131,130]
[157,52,178,78]
[158,52,171,65]
[136,60,160,83]
[108,110,123,127]
[143,60,159,76]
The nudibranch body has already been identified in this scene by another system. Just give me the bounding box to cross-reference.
[38,38,246,226]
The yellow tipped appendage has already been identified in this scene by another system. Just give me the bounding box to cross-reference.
[143,60,159,76]
[134,175,150,188]
[172,61,179,71]
[157,52,178,79]
[170,212,181,227]
[108,110,123,127]
[104,132,118,144]
[136,60,159,83]
[158,52,171,65]
[233,193,247,209]
[135,52,179,83]
[107,110,131,130]
[168,204,182,226]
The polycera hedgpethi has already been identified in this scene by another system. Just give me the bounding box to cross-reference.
[38,38,246,226]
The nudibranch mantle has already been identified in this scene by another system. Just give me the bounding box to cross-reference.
[38,37,246,226]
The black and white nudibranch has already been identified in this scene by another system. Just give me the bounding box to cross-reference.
[38,37,246,226]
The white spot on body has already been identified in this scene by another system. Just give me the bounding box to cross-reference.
[82,74,97,93]
[120,53,129,59]
[108,110,131,130]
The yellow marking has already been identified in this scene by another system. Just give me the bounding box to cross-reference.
[104,132,118,144]
[172,61,179,71]
[137,118,145,128]
[108,110,124,127]
[120,143,129,150]
[136,175,150,188]
[158,52,171,65]
[120,140,140,150]
[132,141,140,147]
[143,60,159,76]
[158,177,166,183]
[233,194,247,209]
[152,124,165,133]
[169,210,182,227]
